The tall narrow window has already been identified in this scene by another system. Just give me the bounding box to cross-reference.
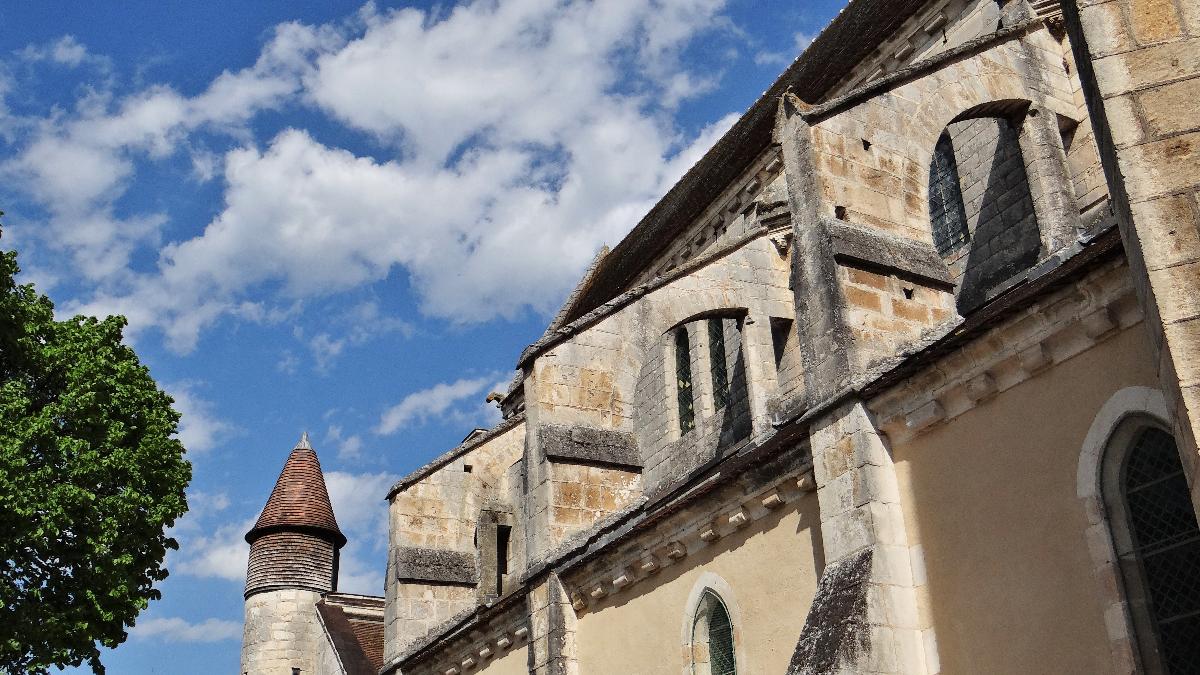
[928,132,969,255]
[675,327,695,433]
[1106,425,1200,673]
[495,524,511,596]
[692,590,736,675]
[770,317,793,373]
[707,597,736,675]
[708,319,729,410]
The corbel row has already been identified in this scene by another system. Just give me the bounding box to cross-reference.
[872,259,1141,443]
[438,625,529,675]
[566,468,817,613]
[653,151,786,279]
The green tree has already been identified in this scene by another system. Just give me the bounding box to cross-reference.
[0,216,191,674]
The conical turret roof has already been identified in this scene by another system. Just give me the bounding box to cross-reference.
[245,432,347,548]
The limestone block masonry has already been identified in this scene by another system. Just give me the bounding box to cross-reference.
[242,589,325,675]
[236,0,1200,673]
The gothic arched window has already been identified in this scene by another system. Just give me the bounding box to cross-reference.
[1103,423,1200,673]
[691,590,736,675]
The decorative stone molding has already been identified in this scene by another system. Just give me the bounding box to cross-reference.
[562,457,810,614]
[424,621,530,675]
[539,423,642,469]
[649,147,788,281]
[827,220,953,287]
[870,259,1143,443]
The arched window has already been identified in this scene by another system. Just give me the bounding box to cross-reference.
[1103,423,1200,673]
[669,315,750,441]
[928,131,969,255]
[929,113,1042,313]
[691,590,736,675]
[675,326,695,433]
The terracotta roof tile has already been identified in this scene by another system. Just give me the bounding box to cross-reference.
[245,434,346,547]
[316,595,385,675]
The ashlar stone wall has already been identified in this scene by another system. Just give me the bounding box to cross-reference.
[384,423,526,665]
[241,589,325,675]
[522,232,796,558]
[1064,0,1200,514]
[807,26,1083,245]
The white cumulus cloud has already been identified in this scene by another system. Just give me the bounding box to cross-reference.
[376,375,501,435]
[166,382,234,455]
[3,0,737,354]
[131,616,241,643]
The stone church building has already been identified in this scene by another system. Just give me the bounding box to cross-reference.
[238,0,1200,672]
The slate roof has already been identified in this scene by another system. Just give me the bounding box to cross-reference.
[245,433,347,548]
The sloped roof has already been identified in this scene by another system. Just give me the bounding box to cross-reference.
[245,433,346,548]
[316,596,385,675]
[557,0,929,326]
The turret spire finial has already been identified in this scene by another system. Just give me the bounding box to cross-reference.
[296,431,312,450]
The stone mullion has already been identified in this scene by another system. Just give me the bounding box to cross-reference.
[692,320,717,424]
[739,314,778,438]
[1018,106,1083,252]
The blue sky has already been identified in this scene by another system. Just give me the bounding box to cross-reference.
[0,1,845,672]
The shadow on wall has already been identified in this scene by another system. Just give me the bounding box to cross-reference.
[956,117,1041,312]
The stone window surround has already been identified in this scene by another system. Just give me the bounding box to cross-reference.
[924,102,1084,294]
[1075,386,1174,674]
[665,311,751,442]
[681,572,746,675]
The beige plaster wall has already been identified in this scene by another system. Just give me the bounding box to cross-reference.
[473,643,529,675]
[572,492,822,674]
[892,325,1160,674]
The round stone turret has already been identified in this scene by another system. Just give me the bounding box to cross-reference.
[242,433,346,675]
[244,432,346,598]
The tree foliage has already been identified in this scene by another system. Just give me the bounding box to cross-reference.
[0,225,191,673]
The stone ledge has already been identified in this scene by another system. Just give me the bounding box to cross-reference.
[540,424,642,469]
[827,219,954,287]
[393,548,478,586]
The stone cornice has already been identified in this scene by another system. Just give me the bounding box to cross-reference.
[515,221,789,369]
[869,255,1140,443]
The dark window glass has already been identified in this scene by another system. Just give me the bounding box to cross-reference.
[708,596,736,675]
[929,132,969,255]
[770,317,793,372]
[1123,428,1200,673]
[708,319,729,410]
[675,328,695,433]
[495,524,511,596]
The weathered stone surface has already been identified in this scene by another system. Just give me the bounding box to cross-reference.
[827,220,952,285]
[539,424,641,468]
[393,547,479,585]
[788,549,873,674]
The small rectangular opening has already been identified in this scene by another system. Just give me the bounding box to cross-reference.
[496,525,512,595]
[770,317,794,372]
[463,464,473,473]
